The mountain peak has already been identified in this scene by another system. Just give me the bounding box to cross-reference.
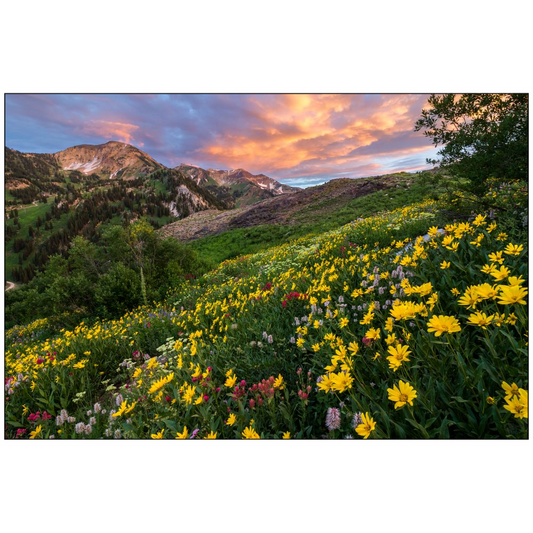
[175,164,299,208]
[54,141,163,178]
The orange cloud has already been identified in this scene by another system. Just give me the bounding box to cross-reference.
[198,94,431,178]
[80,120,140,144]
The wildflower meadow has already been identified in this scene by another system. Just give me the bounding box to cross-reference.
[5,180,528,439]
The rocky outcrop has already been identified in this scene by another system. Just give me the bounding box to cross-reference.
[175,164,300,208]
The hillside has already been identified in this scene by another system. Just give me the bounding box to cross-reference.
[4,142,294,283]
[4,177,528,439]
[3,167,225,283]
[159,170,450,266]
[159,173,406,241]
[5,148,63,204]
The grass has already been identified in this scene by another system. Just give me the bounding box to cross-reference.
[188,172,451,266]
[188,223,320,265]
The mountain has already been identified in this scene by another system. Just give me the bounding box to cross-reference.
[5,148,61,182]
[5,142,297,209]
[4,140,298,283]
[159,172,413,242]
[54,141,164,179]
[176,164,300,208]
[5,148,63,203]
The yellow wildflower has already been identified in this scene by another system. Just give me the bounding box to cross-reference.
[347,341,359,356]
[503,390,528,419]
[317,374,334,393]
[497,285,528,305]
[472,214,487,226]
[481,263,497,275]
[501,382,520,401]
[113,400,128,417]
[29,425,42,439]
[467,311,495,329]
[182,384,196,404]
[330,371,354,393]
[365,327,381,340]
[387,380,417,409]
[427,315,461,336]
[488,251,504,264]
[355,412,377,439]
[386,343,412,372]
[225,374,237,388]
[475,283,499,300]
[490,265,511,282]
[385,333,397,345]
[503,243,524,256]
[458,287,481,309]
[242,426,260,439]
[176,426,189,439]
[273,374,285,390]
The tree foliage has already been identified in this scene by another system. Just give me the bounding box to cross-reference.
[415,94,528,191]
[5,220,211,328]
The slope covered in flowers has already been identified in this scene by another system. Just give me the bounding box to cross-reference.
[5,187,528,439]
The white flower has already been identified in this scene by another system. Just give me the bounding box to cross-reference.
[325,408,341,431]
[352,413,363,428]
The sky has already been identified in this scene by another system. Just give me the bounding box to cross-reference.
[5,94,440,188]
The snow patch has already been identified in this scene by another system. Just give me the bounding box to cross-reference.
[64,157,102,174]
[110,167,124,179]
[167,201,180,217]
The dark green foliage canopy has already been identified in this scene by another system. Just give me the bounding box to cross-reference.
[415,94,528,191]
[5,220,210,328]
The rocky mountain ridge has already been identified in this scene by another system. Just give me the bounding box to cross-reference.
[176,164,299,208]
[54,141,164,179]
[5,141,298,210]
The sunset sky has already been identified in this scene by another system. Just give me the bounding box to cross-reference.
[6,94,439,188]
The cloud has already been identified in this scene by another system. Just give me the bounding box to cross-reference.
[6,93,437,185]
[79,120,140,144]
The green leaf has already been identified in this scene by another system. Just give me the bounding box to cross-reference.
[450,396,470,403]
[438,418,453,438]
[162,419,177,432]
[406,418,430,438]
